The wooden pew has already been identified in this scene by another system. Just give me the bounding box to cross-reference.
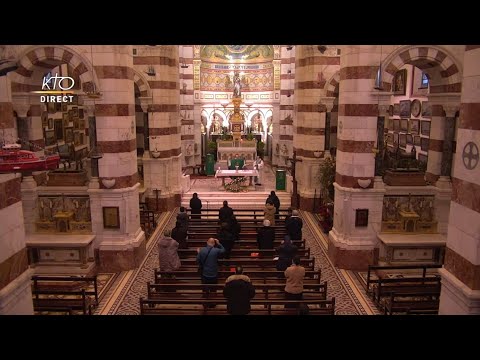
[366,264,442,295]
[178,248,310,259]
[178,257,315,270]
[154,269,322,284]
[32,289,93,315]
[147,282,328,301]
[32,275,99,304]
[139,297,336,315]
[372,276,442,303]
[383,291,440,315]
[186,239,305,249]
[186,208,290,221]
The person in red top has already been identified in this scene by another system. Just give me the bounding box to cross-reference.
[284,255,305,308]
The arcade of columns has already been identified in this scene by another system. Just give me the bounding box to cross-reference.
[0,45,478,314]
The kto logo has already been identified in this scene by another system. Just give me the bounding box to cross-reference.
[35,73,75,103]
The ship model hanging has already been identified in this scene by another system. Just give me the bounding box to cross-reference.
[0,142,60,173]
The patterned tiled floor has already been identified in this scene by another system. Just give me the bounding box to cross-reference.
[98,206,381,315]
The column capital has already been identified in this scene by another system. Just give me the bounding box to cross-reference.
[320,97,336,112]
[12,103,30,118]
[443,105,459,118]
[82,99,96,117]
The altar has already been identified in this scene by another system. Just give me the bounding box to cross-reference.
[215,169,259,187]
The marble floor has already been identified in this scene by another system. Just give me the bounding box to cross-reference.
[94,202,381,315]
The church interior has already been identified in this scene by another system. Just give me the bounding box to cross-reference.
[0,44,478,315]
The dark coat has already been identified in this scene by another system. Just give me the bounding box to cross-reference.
[217,229,235,258]
[171,226,187,249]
[286,216,303,240]
[190,197,202,214]
[266,195,281,213]
[223,275,256,315]
[177,212,189,232]
[257,226,275,249]
[276,242,298,271]
[230,220,241,242]
[219,205,234,224]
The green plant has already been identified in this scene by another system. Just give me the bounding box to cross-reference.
[319,156,336,202]
[257,140,265,157]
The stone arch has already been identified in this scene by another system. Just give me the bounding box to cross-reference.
[381,45,462,94]
[10,45,100,94]
[132,69,152,98]
[325,70,340,97]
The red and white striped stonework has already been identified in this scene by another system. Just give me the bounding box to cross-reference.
[335,45,380,190]
[93,46,138,190]
[179,46,196,165]
[0,76,16,144]
[325,72,340,149]
[134,46,182,211]
[439,45,480,314]
[0,174,33,314]
[277,45,295,166]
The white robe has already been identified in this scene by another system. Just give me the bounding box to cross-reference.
[254,159,264,184]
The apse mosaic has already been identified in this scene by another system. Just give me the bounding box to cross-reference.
[200,45,274,63]
[200,66,273,92]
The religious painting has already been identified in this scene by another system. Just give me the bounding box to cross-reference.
[400,119,408,132]
[410,119,420,135]
[388,105,394,117]
[44,129,56,146]
[62,103,68,112]
[393,119,400,131]
[54,119,63,140]
[63,112,69,127]
[421,121,431,136]
[393,103,400,116]
[72,106,79,119]
[79,119,85,129]
[406,134,413,145]
[414,135,421,146]
[399,100,411,118]
[103,207,120,229]
[399,133,407,148]
[355,209,369,227]
[74,118,79,130]
[393,69,407,95]
[79,108,84,119]
[64,126,74,143]
[421,101,431,118]
[421,137,429,152]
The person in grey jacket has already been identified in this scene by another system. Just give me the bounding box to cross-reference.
[176,206,189,232]
[196,238,225,285]
[158,229,181,274]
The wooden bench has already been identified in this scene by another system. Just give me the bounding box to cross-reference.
[32,289,94,315]
[155,269,322,284]
[383,291,440,315]
[147,282,328,301]
[139,297,336,315]
[366,264,442,295]
[31,275,99,314]
[186,208,290,221]
[186,239,305,249]
[372,276,442,303]
[178,248,310,259]
[178,257,315,270]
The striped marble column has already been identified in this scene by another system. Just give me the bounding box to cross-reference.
[275,46,295,168]
[0,173,34,314]
[327,45,386,270]
[294,46,340,210]
[0,76,16,144]
[439,45,480,314]
[87,45,145,272]
[27,101,44,151]
[136,46,182,211]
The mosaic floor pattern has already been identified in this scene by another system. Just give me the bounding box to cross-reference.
[99,207,381,315]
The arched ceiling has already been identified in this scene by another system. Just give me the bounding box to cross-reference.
[200,45,274,63]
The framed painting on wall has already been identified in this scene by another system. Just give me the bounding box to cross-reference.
[393,119,400,131]
[421,121,431,136]
[355,209,369,227]
[414,135,421,146]
[421,137,430,152]
[64,127,74,143]
[103,207,120,229]
[393,69,407,95]
[421,101,431,118]
[410,119,420,135]
[400,119,409,132]
[393,104,400,116]
[399,100,411,117]
[54,119,63,140]
[394,132,399,145]
[399,133,407,148]
[44,129,56,146]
